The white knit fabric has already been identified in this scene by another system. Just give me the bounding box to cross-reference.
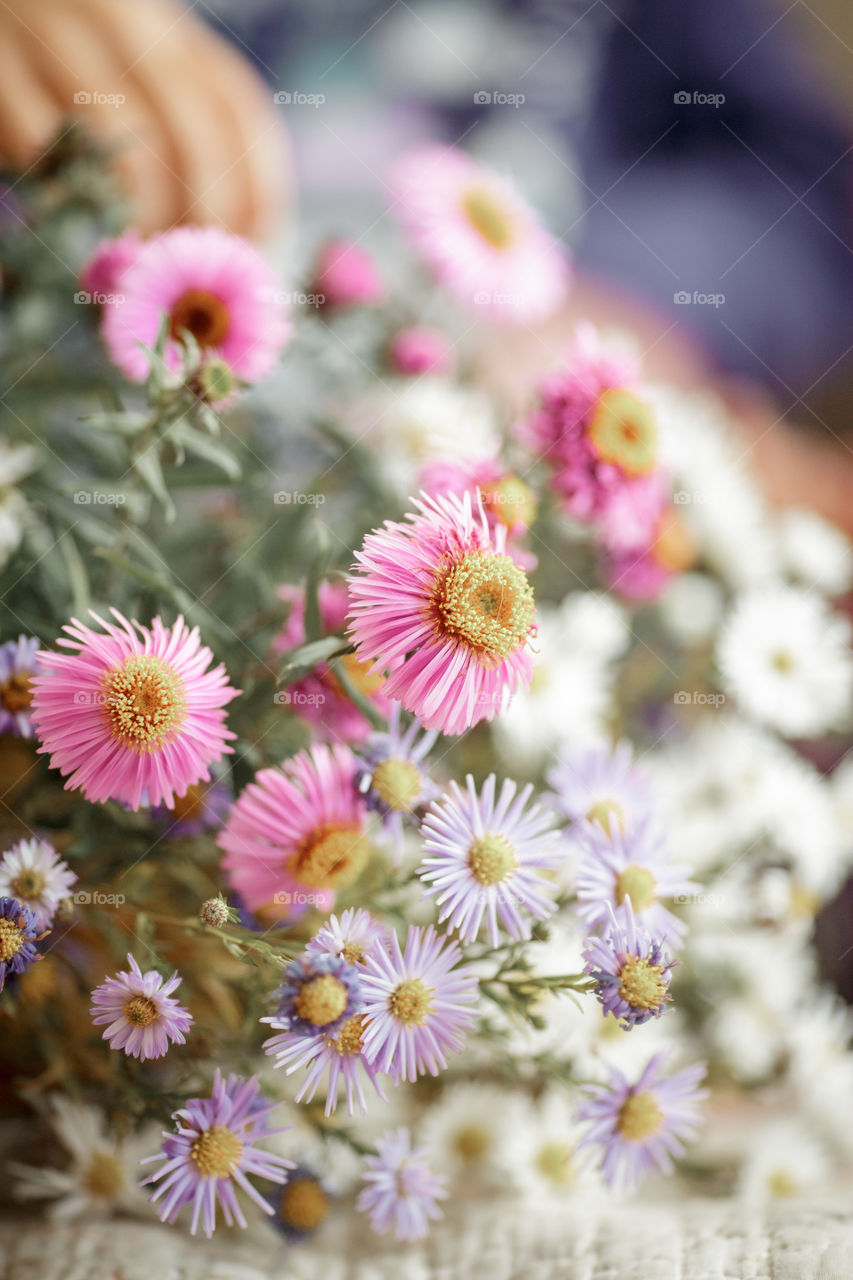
[1,1199,851,1279]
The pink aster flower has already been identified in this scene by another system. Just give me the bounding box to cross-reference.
[143,1070,293,1237]
[79,230,143,300]
[0,635,43,738]
[357,1128,447,1242]
[418,456,538,569]
[101,226,290,383]
[576,1053,707,1190]
[218,744,369,920]
[575,819,697,948]
[603,505,698,602]
[90,954,193,1060]
[274,581,390,743]
[419,774,561,946]
[262,1012,389,1118]
[389,327,452,376]
[0,837,76,929]
[312,238,383,307]
[30,610,239,811]
[347,491,537,735]
[392,145,570,324]
[359,924,479,1083]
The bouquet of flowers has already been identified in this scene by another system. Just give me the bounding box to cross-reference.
[2,126,853,1252]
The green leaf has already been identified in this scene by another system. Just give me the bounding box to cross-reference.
[278,634,349,684]
[303,524,332,644]
[171,422,241,480]
[132,444,175,521]
[329,655,387,730]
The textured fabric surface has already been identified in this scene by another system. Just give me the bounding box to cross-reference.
[1,1199,851,1279]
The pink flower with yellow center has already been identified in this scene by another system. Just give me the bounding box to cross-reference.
[30,611,239,811]
[347,491,537,736]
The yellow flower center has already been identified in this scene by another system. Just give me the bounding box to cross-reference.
[328,1013,367,1056]
[536,1142,574,1186]
[0,671,33,714]
[102,654,186,753]
[370,758,422,812]
[123,994,159,1026]
[617,1091,663,1142]
[772,650,795,674]
[170,288,231,348]
[618,955,669,1012]
[83,1149,127,1198]
[279,1177,331,1232]
[453,1124,491,1163]
[461,186,516,250]
[294,973,349,1027]
[614,865,657,911]
[341,941,365,964]
[585,797,625,835]
[767,1169,797,1198]
[587,388,657,476]
[432,551,534,662]
[479,476,537,529]
[191,1126,243,1179]
[653,508,698,573]
[292,823,368,890]
[9,869,46,899]
[0,917,24,962]
[390,978,433,1026]
[327,652,386,700]
[468,833,517,885]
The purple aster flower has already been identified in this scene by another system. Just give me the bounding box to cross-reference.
[305,907,388,969]
[0,896,47,991]
[418,774,562,946]
[359,925,479,1083]
[575,819,696,947]
[0,635,42,737]
[584,902,674,1029]
[357,702,439,863]
[269,1166,333,1240]
[357,1128,447,1241]
[576,1053,707,1190]
[547,739,652,837]
[0,837,76,929]
[262,1011,389,1117]
[275,953,363,1037]
[90,953,193,1060]
[142,1070,294,1237]
[152,779,232,838]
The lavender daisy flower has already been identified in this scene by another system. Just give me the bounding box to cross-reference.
[269,1166,333,1240]
[418,774,562,946]
[305,907,388,969]
[575,819,697,946]
[0,896,47,991]
[357,1128,447,1241]
[143,1070,294,1237]
[90,954,193,1060]
[0,635,42,737]
[275,953,363,1037]
[360,925,479,1083]
[153,779,232,838]
[547,739,652,837]
[576,1053,708,1190]
[262,1012,388,1117]
[584,902,674,1029]
[358,702,439,862]
[0,837,76,928]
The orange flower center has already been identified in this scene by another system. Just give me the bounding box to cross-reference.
[102,653,186,752]
[291,823,368,890]
[0,672,33,715]
[170,289,231,348]
[431,551,534,662]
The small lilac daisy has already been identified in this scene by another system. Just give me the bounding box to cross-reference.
[575,820,696,947]
[274,953,363,1037]
[359,925,479,1083]
[305,907,388,969]
[262,1011,388,1117]
[90,954,193,1060]
[357,702,439,862]
[583,903,674,1029]
[547,739,652,837]
[357,1128,447,1242]
[143,1070,293,1237]
[576,1053,707,1190]
[418,774,562,946]
[0,838,76,929]
[269,1166,333,1240]
[0,897,47,991]
[0,635,42,737]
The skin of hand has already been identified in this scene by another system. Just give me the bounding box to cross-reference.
[0,0,289,241]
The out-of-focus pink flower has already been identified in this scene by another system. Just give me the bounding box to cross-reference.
[388,327,452,376]
[80,230,143,300]
[313,239,383,308]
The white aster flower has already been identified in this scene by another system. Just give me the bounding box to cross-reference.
[716,585,853,738]
[657,572,725,647]
[497,1089,599,1199]
[737,1119,830,1203]
[776,507,853,597]
[420,1082,525,1188]
[0,837,77,928]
